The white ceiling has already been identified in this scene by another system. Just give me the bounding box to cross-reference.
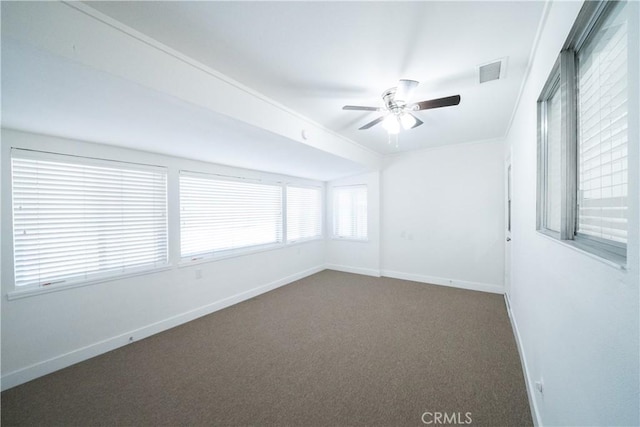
[2,1,546,180]
[85,1,546,154]
[1,38,366,181]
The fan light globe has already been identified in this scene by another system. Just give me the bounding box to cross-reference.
[382,115,400,134]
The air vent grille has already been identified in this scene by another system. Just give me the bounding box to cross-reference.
[479,61,502,84]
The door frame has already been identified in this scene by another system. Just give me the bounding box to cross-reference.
[505,157,512,296]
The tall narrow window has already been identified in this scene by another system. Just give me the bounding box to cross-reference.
[332,185,367,240]
[11,149,168,288]
[577,1,628,251]
[286,186,322,242]
[543,76,563,234]
[180,172,282,260]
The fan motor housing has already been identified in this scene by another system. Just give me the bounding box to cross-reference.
[382,87,405,115]
[382,88,403,113]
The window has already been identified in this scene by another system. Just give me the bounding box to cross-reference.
[576,1,629,250]
[286,186,322,242]
[11,149,168,289]
[332,185,367,240]
[180,172,282,260]
[539,71,563,235]
[537,0,632,262]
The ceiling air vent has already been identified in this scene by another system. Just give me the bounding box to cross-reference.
[478,59,505,84]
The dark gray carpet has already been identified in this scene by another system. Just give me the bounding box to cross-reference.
[1,270,532,426]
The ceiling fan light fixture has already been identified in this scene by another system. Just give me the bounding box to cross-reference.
[400,113,417,130]
[341,79,461,141]
[382,114,400,134]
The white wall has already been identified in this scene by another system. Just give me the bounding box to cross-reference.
[325,171,381,276]
[0,128,326,390]
[381,140,505,294]
[506,1,640,426]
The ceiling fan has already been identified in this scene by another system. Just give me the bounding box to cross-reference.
[342,79,461,134]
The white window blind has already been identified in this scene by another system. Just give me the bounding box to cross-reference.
[180,172,283,259]
[286,186,322,242]
[332,185,367,240]
[577,1,628,245]
[544,80,563,233]
[11,149,168,288]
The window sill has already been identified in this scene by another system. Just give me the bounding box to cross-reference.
[6,265,172,301]
[536,231,626,270]
[286,236,324,245]
[330,237,369,243]
[179,237,324,267]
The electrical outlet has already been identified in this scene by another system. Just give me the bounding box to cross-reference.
[535,379,544,395]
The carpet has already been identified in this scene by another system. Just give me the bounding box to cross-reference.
[1,270,532,426]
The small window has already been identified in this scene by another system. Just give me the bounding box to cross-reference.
[11,149,169,289]
[286,186,322,242]
[332,185,367,240]
[180,172,282,260]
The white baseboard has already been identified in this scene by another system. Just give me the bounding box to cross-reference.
[381,269,504,294]
[1,265,324,391]
[324,264,381,277]
[504,294,542,427]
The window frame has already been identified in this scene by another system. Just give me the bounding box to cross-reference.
[179,171,325,265]
[9,148,170,298]
[285,184,324,244]
[573,1,629,259]
[331,184,368,242]
[178,170,284,262]
[537,62,563,238]
[536,0,630,265]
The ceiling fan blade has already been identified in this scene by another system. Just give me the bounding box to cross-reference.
[343,105,381,111]
[395,79,419,103]
[410,115,424,129]
[359,116,385,130]
[412,95,461,111]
